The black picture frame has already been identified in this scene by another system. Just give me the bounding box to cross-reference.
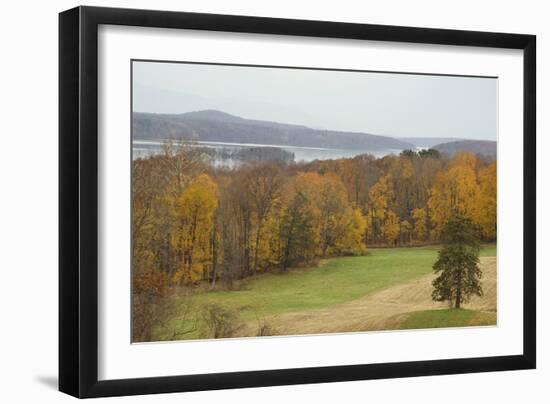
[59,5,536,398]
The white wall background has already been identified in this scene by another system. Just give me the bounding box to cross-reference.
[0,0,546,402]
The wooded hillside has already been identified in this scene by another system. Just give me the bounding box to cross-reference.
[132,110,415,150]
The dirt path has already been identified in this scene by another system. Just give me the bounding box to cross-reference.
[235,256,496,337]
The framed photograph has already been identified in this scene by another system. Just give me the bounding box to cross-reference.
[59,6,536,398]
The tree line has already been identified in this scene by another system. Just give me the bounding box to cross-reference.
[132,141,496,288]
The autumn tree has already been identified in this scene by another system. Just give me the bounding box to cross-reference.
[244,164,285,274]
[428,152,480,241]
[224,171,255,277]
[473,161,497,240]
[409,150,444,213]
[279,188,318,271]
[399,219,412,245]
[171,174,218,284]
[213,180,245,285]
[364,151,443,246]
[159,139,206,196]
[338,154,381,209]
[432,214,483,309]
[366,175,399,245]
[313,173,363,255]
[343,208,367,254]
[411,207,428,243]
[132,156,168,275]
[387,156,416,220]
[132,139,208,279]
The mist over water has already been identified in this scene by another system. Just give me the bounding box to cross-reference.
[132,140,401,166]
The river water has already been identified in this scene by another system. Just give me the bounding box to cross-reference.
[132,139,401,165]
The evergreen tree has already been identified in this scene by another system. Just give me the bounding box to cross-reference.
[432,214,483,308]
[279,191,317,272]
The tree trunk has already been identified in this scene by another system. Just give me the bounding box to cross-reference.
[455,276,462,309]
[253,221,263,275]
[210,230,217,289]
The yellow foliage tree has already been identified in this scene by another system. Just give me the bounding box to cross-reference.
[316,173,357,255]
[366,175,400,245]
[383,210,400,246]
[171,174,218,284]
[474,161,497,240]
[342,208,367,254]
[428,152,480,241]
[411,207,428,243]
[279,172,367,260]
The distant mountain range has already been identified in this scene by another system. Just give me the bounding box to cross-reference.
[132,110,496,158]
[397,137,463,148]
[432,140,497,158]
[132,110,414,151]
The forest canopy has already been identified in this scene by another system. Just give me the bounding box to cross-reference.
[133,141,496,284]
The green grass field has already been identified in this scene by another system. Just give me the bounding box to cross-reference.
[153,245,496,340]
[399,309,497,329]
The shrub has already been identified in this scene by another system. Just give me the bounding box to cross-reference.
[201,304,241,338]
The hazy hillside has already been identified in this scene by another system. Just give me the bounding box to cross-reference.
[133,110,414,151]
[398,137,463,148]
[433,140,497,158]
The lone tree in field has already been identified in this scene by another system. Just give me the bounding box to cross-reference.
[432,214,483,309]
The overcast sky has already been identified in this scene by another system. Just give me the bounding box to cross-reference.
[133,61,497,140]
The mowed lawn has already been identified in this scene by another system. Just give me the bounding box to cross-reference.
[399,309,496,330]
[154,245,496,340]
